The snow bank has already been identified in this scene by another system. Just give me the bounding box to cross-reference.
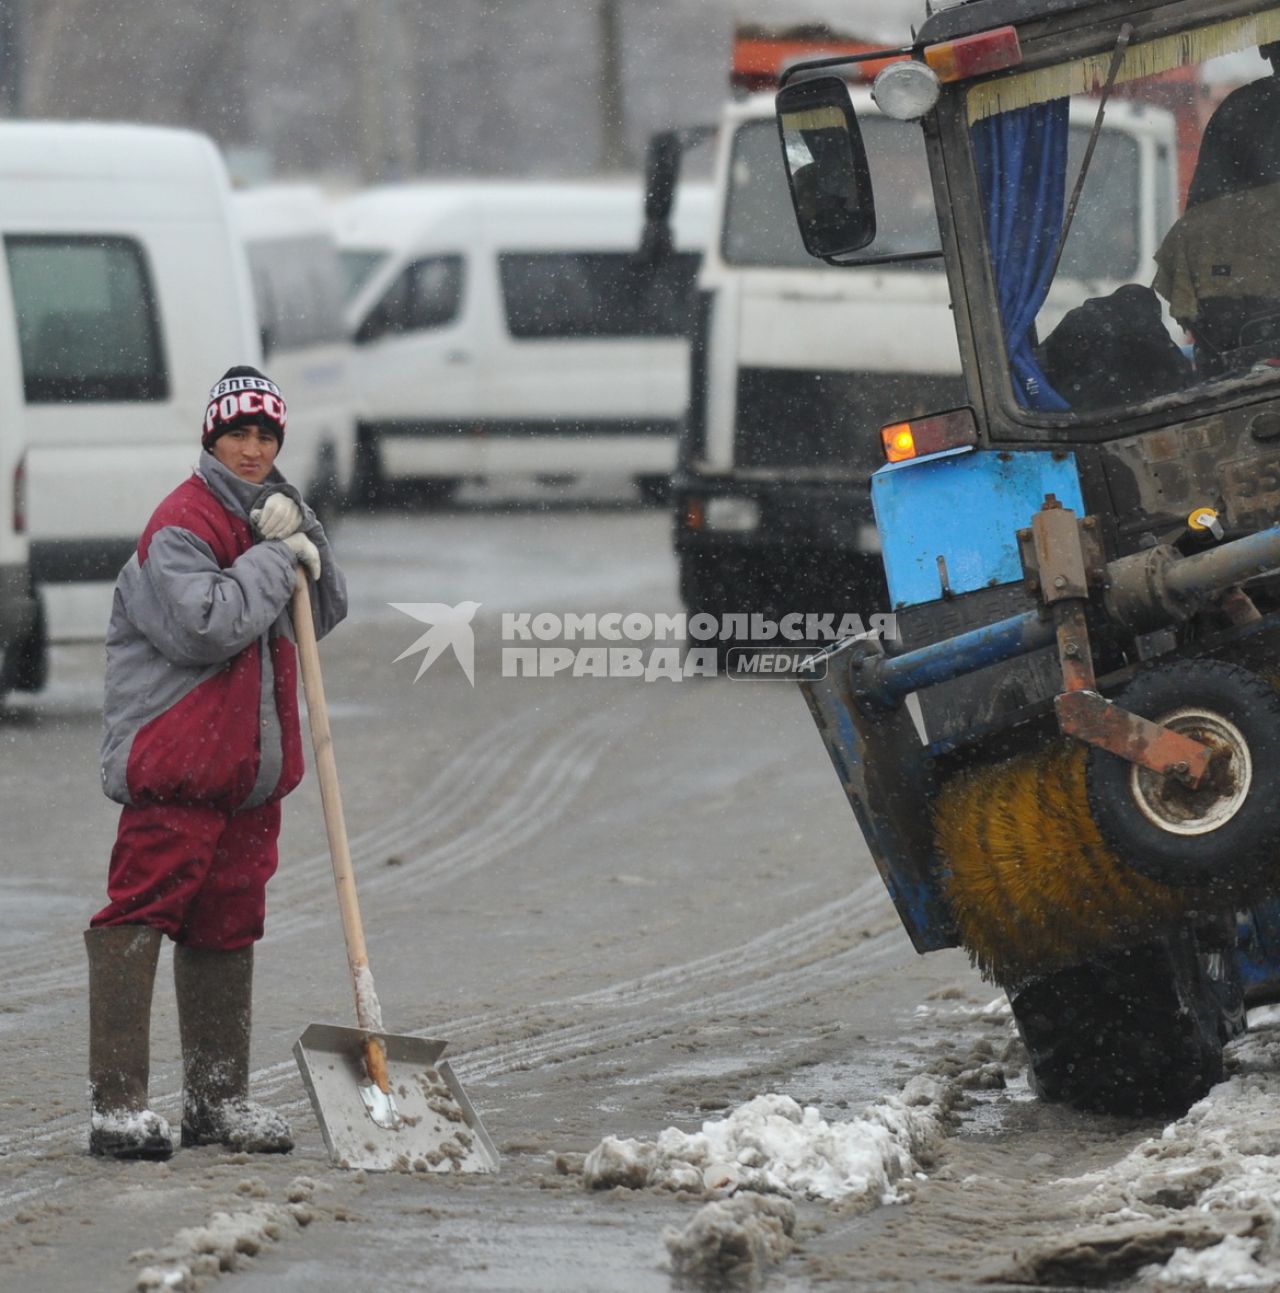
[1155,1235,1271,1290]
[583,1076,954,1206]
[132,1176,317,1291]
[664,1193,796,1290]
[1002,1013,1280,1289]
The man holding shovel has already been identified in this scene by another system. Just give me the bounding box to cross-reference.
[86,366,348,1160]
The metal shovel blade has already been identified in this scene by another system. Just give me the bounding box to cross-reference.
[294,1022,499,1174]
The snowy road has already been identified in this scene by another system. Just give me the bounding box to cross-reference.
[3,493,1280,1291]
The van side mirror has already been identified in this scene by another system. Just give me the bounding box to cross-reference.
[775,76,876,259]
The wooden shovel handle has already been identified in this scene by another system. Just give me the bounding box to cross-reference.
[290,571,383,1050]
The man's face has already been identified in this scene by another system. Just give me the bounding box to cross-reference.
[211,424,280,484]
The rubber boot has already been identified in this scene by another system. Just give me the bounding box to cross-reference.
[85,925,174,1160]
[174,944,293,1153]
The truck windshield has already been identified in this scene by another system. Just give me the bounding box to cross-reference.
[724,116,940,268]
[970,12,1280,417]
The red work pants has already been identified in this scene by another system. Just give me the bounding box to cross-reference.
[91,800,282,950]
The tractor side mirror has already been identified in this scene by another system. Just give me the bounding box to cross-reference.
[775,76,876,259]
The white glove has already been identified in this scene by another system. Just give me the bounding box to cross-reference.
[282,532,322,582]
[250,492,304,540]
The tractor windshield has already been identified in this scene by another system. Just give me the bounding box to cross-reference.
[970,11,1280,417]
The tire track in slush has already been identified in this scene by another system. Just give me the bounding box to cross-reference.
[0,709,608,1002]
[214,874,901,1109]
[269,709,618,940]
[0,689,907,1181]
[0,709,621,1160]
[0,722,516,996]
[0,876,902,1173]
[0,710,622,1187]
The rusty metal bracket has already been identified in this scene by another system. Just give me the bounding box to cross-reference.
[1054,689,1214,785]
[1022,496,1212,789]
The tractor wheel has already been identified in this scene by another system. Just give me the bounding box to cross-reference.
[1085,659,1280,890]
[1007,929,1236,1116]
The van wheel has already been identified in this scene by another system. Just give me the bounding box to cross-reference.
[0,598,48,694]
[398,478,459,508]
[1085,660,1280,890]
[307,442,343,527]
[1007,929,1233,1116]
[636,475,670,506]
[353,430,386,509]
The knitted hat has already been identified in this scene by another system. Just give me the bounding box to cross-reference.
[202,365,288,450]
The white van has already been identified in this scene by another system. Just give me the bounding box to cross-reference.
[0,121,261,697]
[231,184,357,517]
[335,180,712,503]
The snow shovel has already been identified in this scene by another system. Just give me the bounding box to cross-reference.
[288,570,499,1174]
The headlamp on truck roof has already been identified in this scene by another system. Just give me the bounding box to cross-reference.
[871,61,941,121]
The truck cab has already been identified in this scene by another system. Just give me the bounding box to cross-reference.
[674,87,955,636]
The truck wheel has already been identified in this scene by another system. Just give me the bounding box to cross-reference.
[1008,929,1232,1116]
[1085,660,1280,889]
[677,560,733,674]
[0,597,47,695]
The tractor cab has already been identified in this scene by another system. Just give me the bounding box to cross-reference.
[779,2,1280,511]
[773,0,1280,1115]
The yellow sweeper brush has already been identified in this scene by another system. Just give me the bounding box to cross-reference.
[933,739,1194,984]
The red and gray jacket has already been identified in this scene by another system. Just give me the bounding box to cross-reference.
[100,451,348,810]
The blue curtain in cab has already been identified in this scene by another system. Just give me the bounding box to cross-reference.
[971,99,1071,411]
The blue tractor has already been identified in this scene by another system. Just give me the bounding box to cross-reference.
[776,0,1280,1113]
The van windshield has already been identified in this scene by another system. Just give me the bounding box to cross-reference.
[724,115,940,268]
[247,234,347,353]
[6,235,167,403]
[340,248,388,301]
[968,13,1280,418]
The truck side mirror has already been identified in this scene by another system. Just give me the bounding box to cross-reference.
[775,76,876,259]
[637,130,681,264]
[636,125,713,265]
